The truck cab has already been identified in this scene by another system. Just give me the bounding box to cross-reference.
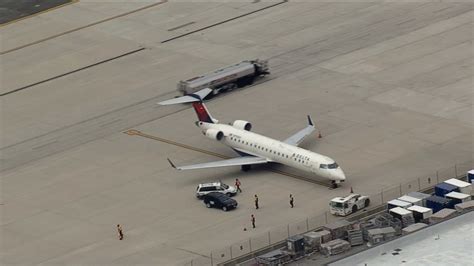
[329,193,370,216]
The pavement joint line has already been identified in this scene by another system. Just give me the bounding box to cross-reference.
[124,130,331,187]
[0,1,167,55]
[161,0,287,43]
[0,47,146,97]
[0,0,79,27]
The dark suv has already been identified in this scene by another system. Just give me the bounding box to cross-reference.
[203,192,238,211]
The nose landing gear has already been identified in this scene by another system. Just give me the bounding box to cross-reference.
[331,180,339,189]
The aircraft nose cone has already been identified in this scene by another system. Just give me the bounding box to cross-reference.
[332,168,346,181]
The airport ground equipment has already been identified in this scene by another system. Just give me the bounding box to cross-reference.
[286,235,305,256]
[303,230,331,251]
[329,193,370,216]
[468,169,474,184]
[323,220,352,240]
[389,207,415,227]
[255,249,290,266]
[429,208,456,223]
[445,191,471,208]
[387,199,412,210]
[402,223,428,234]
[367,227,396,245]
[425,195,451,213]
[398,195,422,206]
[406,191,431,207]
[347,229,364,246]
[434,182,459,197]
[407,205,432,223]
[177,59,269,97]
[443,178,472,195]
[320,239,351,255]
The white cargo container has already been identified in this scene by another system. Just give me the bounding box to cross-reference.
[445,191,471,203]
[407,205,432,221]
[443,178,472,195]
[387,199,412,209]
[406,191,431,207]
[398,195,422,206]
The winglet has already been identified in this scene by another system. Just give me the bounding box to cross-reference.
[307,115,314,126]
[167,158,177,169]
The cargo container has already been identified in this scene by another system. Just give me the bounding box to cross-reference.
[443,178,472,195]
[425,195,452,213]
[389,207,415,227]
[468,169,474,184]
[434,182,459,197]
[387,199,412,210]
[406,191,431,207]
[407,205,432,223]
[287,235,305,255]
[445,191,471,208]
[429,208,456,223]
[398,195,422,206]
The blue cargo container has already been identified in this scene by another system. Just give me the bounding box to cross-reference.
[434,182,459,197]
[468,170,474,184]
[425,195,452,213]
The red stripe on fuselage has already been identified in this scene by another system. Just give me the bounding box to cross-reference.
[192,102,213,123]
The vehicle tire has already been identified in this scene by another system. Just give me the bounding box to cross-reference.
[222,206,228,212]
[226,193,232,197]
[364,199,370,208]
[206,203,211,208]
[352,205,358,213]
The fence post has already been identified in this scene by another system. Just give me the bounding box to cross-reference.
[306,218,309,231]
[381,189,384,203]
[325,211,328,224]
[210,252,213,266]
[418,177,421,190]
[287,224,290,237]
[436,171,439,183]
[268,231,271,245]
[230,245,233,259]
[249,238,252,252]
[455,164,458,178]
[191,259,193,266]
[399,184,402,196]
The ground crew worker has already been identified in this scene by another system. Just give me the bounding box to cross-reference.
[290,194,294,208]
[251,214,256,228]
[235,178,242,193]
[254,194,259,209]
[117,224,124,240]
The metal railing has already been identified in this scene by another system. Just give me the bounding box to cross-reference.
[184,160,473,266]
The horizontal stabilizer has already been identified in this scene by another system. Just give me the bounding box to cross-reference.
[158,88,213,105]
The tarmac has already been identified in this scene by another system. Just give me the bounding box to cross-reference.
[1,1,473,265]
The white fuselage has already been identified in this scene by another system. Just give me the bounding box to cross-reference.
[198,122,346,182]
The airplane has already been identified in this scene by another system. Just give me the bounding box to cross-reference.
[158,88,346,188]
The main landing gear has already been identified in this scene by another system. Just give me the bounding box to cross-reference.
[241,165,251,172]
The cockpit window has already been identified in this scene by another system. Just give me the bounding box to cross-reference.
[320,162,338,169]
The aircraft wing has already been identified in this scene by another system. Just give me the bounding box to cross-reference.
[167,156,268,170]
[283,115,316,146]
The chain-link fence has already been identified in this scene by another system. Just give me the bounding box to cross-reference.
[185,160,473,265]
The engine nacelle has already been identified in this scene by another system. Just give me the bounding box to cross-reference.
[205,128,224,141]
[232,120,252,131]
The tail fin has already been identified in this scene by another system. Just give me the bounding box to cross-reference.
[158,88,217,123]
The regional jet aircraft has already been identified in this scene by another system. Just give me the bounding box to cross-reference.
[159,88,345,187]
